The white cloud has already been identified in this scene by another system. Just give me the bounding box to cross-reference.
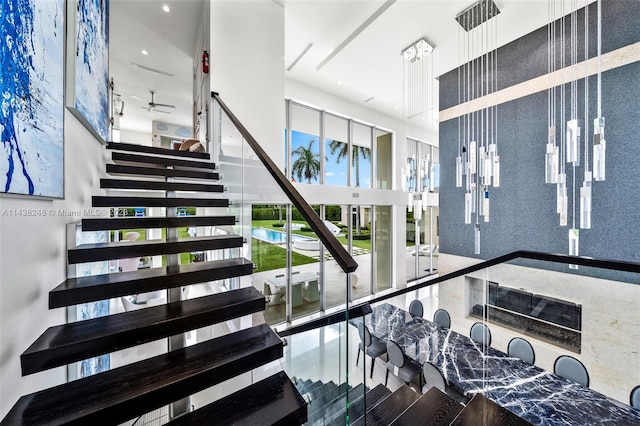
[326,172,335,176]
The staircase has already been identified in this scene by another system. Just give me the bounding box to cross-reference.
[2,142,307,425]
[294,379,532,425]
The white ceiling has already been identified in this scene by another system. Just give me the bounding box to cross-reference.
[110,0,556,138]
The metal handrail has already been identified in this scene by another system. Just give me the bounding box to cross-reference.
[278,250,640,337]
[212,92,358,273]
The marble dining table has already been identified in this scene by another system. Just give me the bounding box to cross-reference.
[353,303,640,426]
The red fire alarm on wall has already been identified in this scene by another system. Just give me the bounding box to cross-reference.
[202,50,209,74]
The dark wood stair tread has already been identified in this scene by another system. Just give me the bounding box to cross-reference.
[67,234,243,264]
[81,215,235,231]
[165,371,307,426]
[351,385,421,426]
[23,287,266,375]
[92,195,229,208]
[312,383,365,424]
[111,152,216,170]
[326,384,390,425]
[390,387,464,426]
[2,324,282,426]
[451,394,533,426]
[107,142,210,159]
[106,164,219,180]
[50,257,253,308]
[100,178,224,193]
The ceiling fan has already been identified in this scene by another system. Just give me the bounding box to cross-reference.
[132,91,175,114]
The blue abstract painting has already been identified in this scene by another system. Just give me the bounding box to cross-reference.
[73,0,109,142]
[0,0,65,198]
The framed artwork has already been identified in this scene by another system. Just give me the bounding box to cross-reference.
[66,0,110,144]
[0,0,65,198]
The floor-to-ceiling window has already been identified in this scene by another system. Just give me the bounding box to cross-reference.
[290,103,320,184]
[405,138,439,279]
[324,113,349,187]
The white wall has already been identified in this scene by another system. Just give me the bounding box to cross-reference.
[119,129,152,146]
[210,0,285,168]
[0,113,107,417]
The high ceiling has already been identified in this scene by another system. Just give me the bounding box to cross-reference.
[110,0,555,137]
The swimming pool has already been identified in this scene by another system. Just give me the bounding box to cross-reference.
[251,228,314,244]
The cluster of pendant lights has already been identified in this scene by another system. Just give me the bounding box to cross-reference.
[545,0,605,262]
[402,37,436,220]
[455,0,500,255]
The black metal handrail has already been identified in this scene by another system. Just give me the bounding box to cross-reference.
[278,250,640,337]
[212,92,358,274]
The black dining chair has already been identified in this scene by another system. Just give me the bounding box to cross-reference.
[385,340,421,389]
[508,337,535,365]
[470,322,492,347]
[409,300,424,318]
[356,323,387,378]
[433,308,451,329]
[554,355,589,387]
[631,385,640,409]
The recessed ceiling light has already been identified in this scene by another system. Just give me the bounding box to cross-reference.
[141,50,149,55]
[162,4,170,13]
[395,105,399,109]
[337,80,342,85]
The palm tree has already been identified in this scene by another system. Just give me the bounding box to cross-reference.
[329,140,372,232]
[291,139,320,183]
[328,140,372,187]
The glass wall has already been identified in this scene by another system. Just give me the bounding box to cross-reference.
[406,138,439,280]
[286,100,388,190]
[375,206,392,292]
[352,122,372,189]
[324,113,349,187]
[375,129,392,190]
[290,103,321,184]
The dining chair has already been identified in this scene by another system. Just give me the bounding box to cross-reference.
[508,337,535,365]
[433,308,451,329]
[469,322,492,347]
[356,323,387,378]
[421,361,446,393]
[630,385,640,409]
[385,340,421,388]
[409,300,424,318]
[554,355,589,387]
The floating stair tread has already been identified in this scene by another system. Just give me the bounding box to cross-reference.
[390,387,464,426]
[67,234,243,264]
[3,324,282,426]
[100,178,224,193]
[107,142,210,159]
[310,382,344,410]
[165,371,307,426]
[50,257,253,308]
[450,394,533,426]
[111,152,216,170]
[92,195,229,208]
[106,164,219,180]
[325,384,390,425]
[307,383,352,423]
[23,287,266,375]
[81,215,235,231]
[351,385,420,426]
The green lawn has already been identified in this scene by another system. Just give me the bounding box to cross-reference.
[251,220,371,250]
[251,238,317,273]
